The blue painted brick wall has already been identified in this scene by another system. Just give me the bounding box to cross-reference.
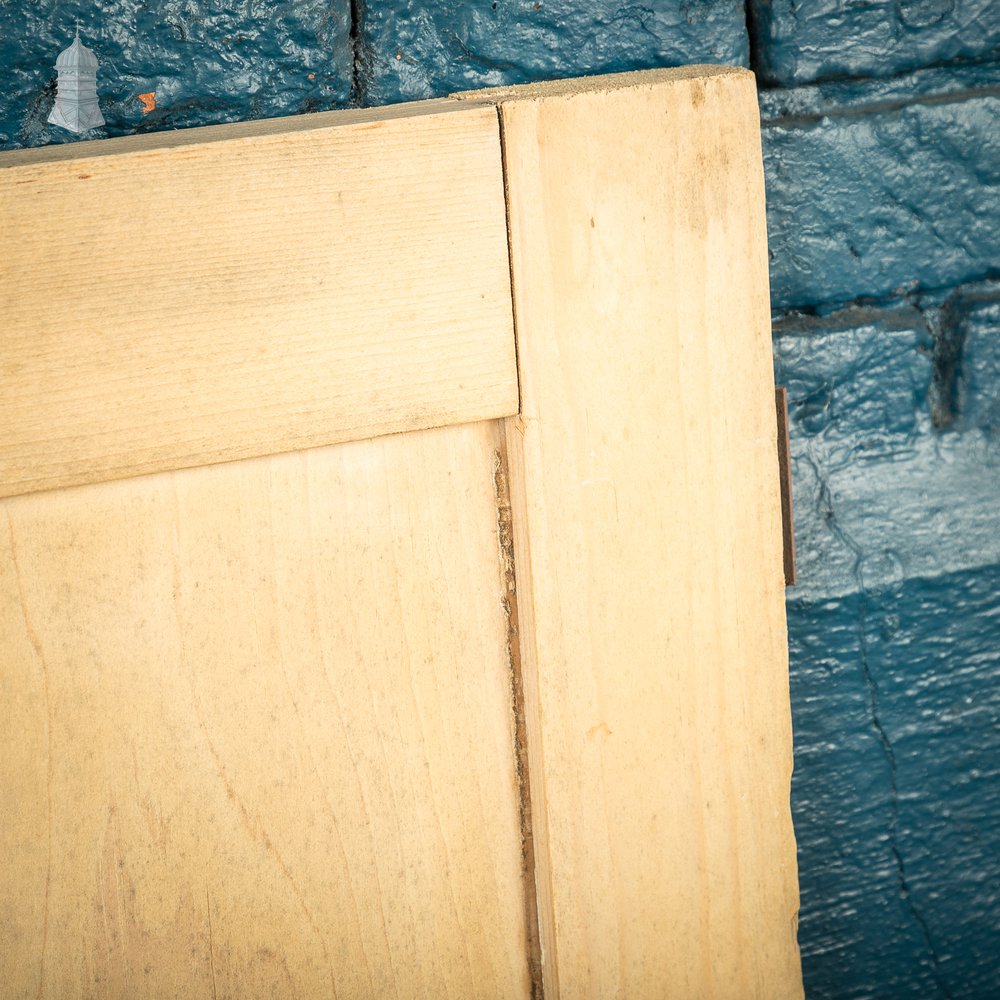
[358,0,749,104]
[775,286,1000,997]
[748,0,1000,87]
[786,566,1000,999]
[2,5,999,998]
[761,63,1000,311]
[0,1,351,150]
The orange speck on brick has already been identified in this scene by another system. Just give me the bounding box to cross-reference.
[137,92,156,114]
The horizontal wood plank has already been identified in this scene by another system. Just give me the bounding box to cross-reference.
[0,100,517,497]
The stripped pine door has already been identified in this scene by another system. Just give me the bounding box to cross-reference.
[1,68,803,998]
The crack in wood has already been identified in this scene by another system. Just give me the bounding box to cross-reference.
[493,441,544,1000]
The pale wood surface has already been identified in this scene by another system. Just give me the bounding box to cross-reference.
[0,100,517,498]
[0,422,530,999]
[496,68,803,998]
[1,68,800,1000]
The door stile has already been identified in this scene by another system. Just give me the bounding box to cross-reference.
[480,67,804,999]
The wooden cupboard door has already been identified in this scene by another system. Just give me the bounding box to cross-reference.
[1,423,532,999]
[0,65,803,1000]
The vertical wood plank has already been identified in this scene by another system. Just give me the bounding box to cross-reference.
[0,423,530,999]
[496,67,803,998]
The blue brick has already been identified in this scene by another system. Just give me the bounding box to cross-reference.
[762,63,1000,311]
[357,0,749,105]
[788,568,1000,999]
[758,60,1000,120]
[773,284,1000,599]
[0,1,352,152]
[776,285,1000,997]
[749,0,1000,86]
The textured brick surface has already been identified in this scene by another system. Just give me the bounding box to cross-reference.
[788,568,1000,1000]
[748,0,1000,86]
[357,0,749,104]
[776,284,1000,997]
[774,283,1000,599]
[758,60,999,118]
[762,63,1000,311]
[0,1,351,152]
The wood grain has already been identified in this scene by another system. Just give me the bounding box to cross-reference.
[495,67,804,998]
[1,69,801,999]
[0,100,517,498]
[0,421,530,999]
